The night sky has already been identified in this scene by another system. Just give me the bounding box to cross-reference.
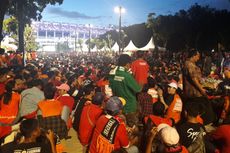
[41,0,230,26]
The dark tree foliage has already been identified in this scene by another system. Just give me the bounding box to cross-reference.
[102,4,230,52]
[148,4,230,52]
[0,0,9,42]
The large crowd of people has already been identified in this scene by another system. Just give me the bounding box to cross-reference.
[0,48,229,153]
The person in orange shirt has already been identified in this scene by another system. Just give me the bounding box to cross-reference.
[158,81,183,124]
[0,80,20,125]
[37,82,67,140]
[0,80,20,140]
[131,50,149,87]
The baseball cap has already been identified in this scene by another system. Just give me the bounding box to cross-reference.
[105,96,123,115]
[157,123,170,132]
[158,124,180,146]
[92,92,105,105]
[56,83,70,91]
[118,97,126,106]
[168,80,178,89]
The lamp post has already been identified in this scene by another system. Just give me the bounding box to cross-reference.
[114,6,125,53]
[86,24,93,53]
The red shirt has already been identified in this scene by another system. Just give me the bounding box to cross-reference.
[144,115,172,126]
[89,115,129,152]
[0,126,11,138]
[0,83,5,96]
[78,104,103,145]
[212,125,230,153]
[56,94,74,111]
[131,59,149,86]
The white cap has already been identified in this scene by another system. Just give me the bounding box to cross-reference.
[168,81,178,89]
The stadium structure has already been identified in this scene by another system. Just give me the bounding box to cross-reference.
[31,21,114,52]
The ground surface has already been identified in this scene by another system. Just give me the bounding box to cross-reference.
[62,128,83,153]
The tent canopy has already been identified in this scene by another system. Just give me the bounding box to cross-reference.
[100,46,109,51]
[123,40,139,51]
[91,46,98,52]
[111,42,119,52]
[139,37,155,51]
[1,36,18,51]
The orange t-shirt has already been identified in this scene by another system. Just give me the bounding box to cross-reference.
[38,99,63,117]
[0,92,20,124]
[166,94,182,123]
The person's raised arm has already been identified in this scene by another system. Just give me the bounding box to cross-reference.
[46,130,57,153]
[145,127,158,153]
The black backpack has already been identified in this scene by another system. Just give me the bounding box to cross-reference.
[72,98,89,132]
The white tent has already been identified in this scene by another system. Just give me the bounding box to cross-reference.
[111,42,119,52]
[139,37,155,51]
[123,40,139,51]
[91,46,98,52]
[1,36,18,51]
[100,46,109,52]
[158,46,166,51]
[82,44,89,52]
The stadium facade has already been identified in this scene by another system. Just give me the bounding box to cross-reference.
[31,21,114,52]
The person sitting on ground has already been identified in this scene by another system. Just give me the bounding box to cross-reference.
[210,112,230,153]
[55,83,74,128]
[158,80,183,124]
[19,79,44,119]
[147,77,159,103]
[37,82,67,140]
[0,80,20,125]
[1,118,57,153]
[78,92,105,152]
[176,100,206,153]
[0,80,21,142]
[72,83,96,132]
[144,101,173,128]
[145,123,188,153]
[141,101,173,152]
[89,96,139,153]
[137,84,153,121]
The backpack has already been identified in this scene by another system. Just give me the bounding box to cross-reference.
[72,98,89,132]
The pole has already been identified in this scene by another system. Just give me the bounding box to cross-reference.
[119,6,121,53]
[17,0,25,66]
[88,24,91,53]
[74,30,76,52]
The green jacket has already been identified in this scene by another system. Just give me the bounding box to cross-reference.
[109,66,141,114]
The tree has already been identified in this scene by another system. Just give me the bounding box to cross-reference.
[3,16,18,41]
[90,38,104,51]
[3,17,38,51]
[106,34,114,52]
[56,42,70,52]
[145,4,230,52]
[24,24,38,51]
[0,0,9,43]
[77,39,83,52]
[1,0,63,65]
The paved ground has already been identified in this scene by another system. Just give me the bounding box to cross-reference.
[62,128,83,153]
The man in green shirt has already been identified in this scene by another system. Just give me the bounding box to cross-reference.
[109,54,141,127]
